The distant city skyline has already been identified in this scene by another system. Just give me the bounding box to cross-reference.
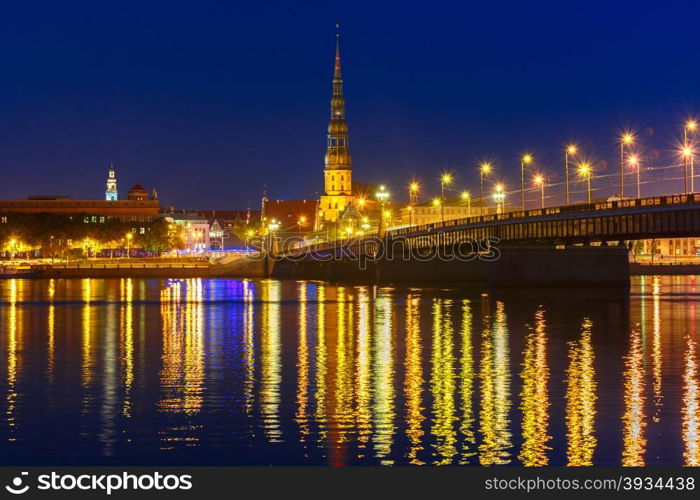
[2,1,700,208]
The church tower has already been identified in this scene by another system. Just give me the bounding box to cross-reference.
[106,164,118,201]
[318,33,354,226]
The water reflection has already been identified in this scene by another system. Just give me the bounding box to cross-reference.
[622,326,646,466]
[519,308,550,466]
[479,300,512,465]
[683,335,699,466]
[430,298,457,464]
[565,318,597,466]
[0,277,697,465]
[404,293,424,464]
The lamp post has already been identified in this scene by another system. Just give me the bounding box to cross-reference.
[579,162,592,203]
[620,133,634,198]
[628,154,641,199]
[521,154,533,210]
[375,185,390,237]
[461,191,471,217]
[685,120,697,193]
[683,146,695,194]
[533,175,545,209]
[267,219,280,254]
[432,197,442,222]
[440,173,452,224]
[480,162,491,214]
[492,184,505,214]
[409,182,419,226]
[565,144,577,205]
[125,232,133,258]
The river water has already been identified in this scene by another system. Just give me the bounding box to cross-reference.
[0,276,698,466]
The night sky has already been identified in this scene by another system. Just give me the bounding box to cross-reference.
[2,1,700,209]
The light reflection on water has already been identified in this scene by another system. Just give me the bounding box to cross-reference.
[0,276,699,465]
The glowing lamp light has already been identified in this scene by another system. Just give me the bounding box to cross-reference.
[567,144,578,155]
[621,133,634,145]
[533,175,544,185]
[480,162,492,173]
[441,173,453,185]
[375,186,389,201]
[628,154,639,165]
[432,197,441,207]
[409,182,419,192]
[461,191,470,200]
[687,120,698,131]
[683,146,694,157]
[522,154,533,164]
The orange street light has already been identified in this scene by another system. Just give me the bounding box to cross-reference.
[533,175,545,209]
[479,162,492,212]
[521,154,533,210]
[619,132,635,198]
[565,144,578,205]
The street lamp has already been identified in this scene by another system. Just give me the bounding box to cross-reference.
[492,184,505,214]
[620,133,634,198]
[685,120,697,193]
[461,191,471,217]
[267,218,280,254]
[297,215,307,231]
[683,146,695,194]
[480,162,491,214]
[440,173,452,223]
[375,185,390,236]
[628,154,641,199]
[125,232,133,258]
[409,182,419,226]
[521,154,533,210]
[565,144,578,205]
[579,162,592,203]
[533,175,545,209]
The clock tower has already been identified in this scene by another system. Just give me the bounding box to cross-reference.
[106,165,118,201]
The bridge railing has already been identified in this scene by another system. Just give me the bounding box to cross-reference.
[389,193,698,237]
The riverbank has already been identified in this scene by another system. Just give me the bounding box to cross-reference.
[630,262,700,275]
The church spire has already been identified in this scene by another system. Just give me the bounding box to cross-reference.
[334,30,342,81]
[325,30,350,169]
[318,29,354,226]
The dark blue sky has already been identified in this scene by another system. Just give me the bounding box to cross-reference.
[2,1,700,208]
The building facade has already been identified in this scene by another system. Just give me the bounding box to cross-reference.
[166,212,210,253]
[317,36,355,228]
[0,195,160,222]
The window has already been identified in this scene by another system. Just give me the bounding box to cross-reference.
[0,216,6,224]
[140,227,146,234]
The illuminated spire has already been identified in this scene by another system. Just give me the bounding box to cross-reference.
[334,28,342,81]
[324,29,351,174]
